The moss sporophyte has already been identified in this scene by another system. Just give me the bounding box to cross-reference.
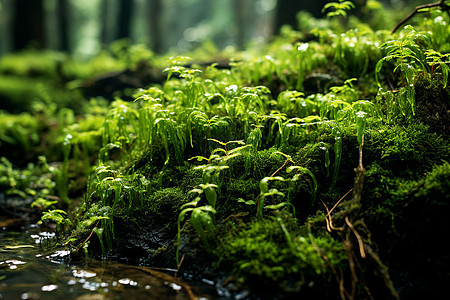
[1,1,448,299]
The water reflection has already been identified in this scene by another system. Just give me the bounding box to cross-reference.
[0,226,211,299]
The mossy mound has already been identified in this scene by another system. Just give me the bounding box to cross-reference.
[2,4,449,299]
[64,117,448,299]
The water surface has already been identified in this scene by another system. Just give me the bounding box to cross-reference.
[0,225,211,299]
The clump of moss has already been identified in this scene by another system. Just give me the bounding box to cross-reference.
[414,74,450,135]
[0,112,40,164]
[214,214,346,297]
[364,123,449,179]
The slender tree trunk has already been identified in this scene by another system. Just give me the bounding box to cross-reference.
[117,0,134,40]
[147,0,162,53]
[56,0,70,52]
[232,0,246,50]
[100,0,109,46]
[12,0,46,50]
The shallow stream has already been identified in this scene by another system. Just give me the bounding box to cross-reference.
[0,225,215,299]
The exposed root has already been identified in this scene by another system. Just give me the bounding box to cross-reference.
[345,216,366,259]
[323,188,353,232]
[323,135,399,299]
[330,188,353,215]
[323,202,344,232]
[364,244,400,300]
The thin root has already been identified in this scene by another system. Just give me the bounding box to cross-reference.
[345,216,366,259]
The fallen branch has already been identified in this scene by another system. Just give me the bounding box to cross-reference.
[392,0,450,33]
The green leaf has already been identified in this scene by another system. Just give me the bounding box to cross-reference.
[265,202,288,210]
[287,166,318,203]
[355,111,367,147]
[31,198,58,209]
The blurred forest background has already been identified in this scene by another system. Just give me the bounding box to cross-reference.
[0,0,424,58]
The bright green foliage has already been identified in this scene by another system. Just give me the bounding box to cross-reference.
[365,123,449,178]
[0,112,39,159]
[255,159,317,219]
[88,165,144,210]
[424,49,450,87]
[0,156,62,209]
[322,0,355,19]
[102,100,139,149]
[276,90,315,118]
[176,139,253,264]
[427,12,450,52]
[374,26,441,119]
[258,176,287,219]
[41,209,72,237]
[177,199,216,265]
[415,162,450,200]
[329,27,384,77]
[58,134,72,204]
[74,204,114,255]
[330,126,342,189]
[233,40,327,91]
[376,26,431,87]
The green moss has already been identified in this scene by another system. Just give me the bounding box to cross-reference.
[142,187,187,217]
[214,214,346,293]
[365,123,448,179]
[416,161,450,199]
[414,74,450,135]
[0,112,40,162]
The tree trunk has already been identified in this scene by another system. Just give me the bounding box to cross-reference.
[56,0,70,52]
[232,0,246,50]
[100,0,109,46]
[147,0,163,53]
[117,0,135,40]
[12,0,46,50]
